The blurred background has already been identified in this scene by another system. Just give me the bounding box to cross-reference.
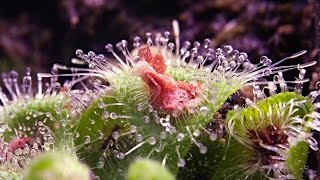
[0,0,318,83]
[0,0,319,177]
[0,0,318,84]
[0,0,320,80]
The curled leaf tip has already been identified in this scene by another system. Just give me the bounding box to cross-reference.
[136,46,203,115]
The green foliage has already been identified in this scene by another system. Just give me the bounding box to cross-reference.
[127,159,175,180]
[23,151,90,180]
[0,94,71,143]
[286,141,309,180]
[223,92,314,179]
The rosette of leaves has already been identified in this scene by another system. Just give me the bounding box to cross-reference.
[0,70,75,179]
[215,92,314,179]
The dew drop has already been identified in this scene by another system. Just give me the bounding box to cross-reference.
[9,112,15,119]
[172,110,179,117]
[143,116,150,123]
[176,133,185,142]
[133,36,141,48]
[199,144,208,154]
[97,161,104,169]
[98,102,106,109]
[177,159,186,167]
[7,152,13,159]
[117,152,125,160]
[112,131,120,140]
[38,121,44,126]
[148,136,156,145]
[14,148,22,155]
[137,103,144,111]
[75,132,80,138]
[130,125,137,133]
[193,130,201,137]
[307,169,316,180]
[113,150,119,157]
[160,131,167,139]
[110,112,117,119]
[0,127,5,133]
[264,58,272,66]
[200,106,209,116]
[47,137,55,144]
[168,126,177,134]
[105,44,113,52]
[260,56,268,64]
[33,143,39,149]
[102,111,109,119]
[263,68,272,76]
[229,61,236,68]
[75,49,83,57]
[148,105,154,112]
[152,111,158,118]
[20,103,27,109]
[222,45,233,54]
[135,134,143,142]
[168,43,175,51]
[117,168,123,174]
[98,132,104,140]
[83,136,91,144]
[61,120,67,127]
[210,133,218,141]
[160,118,170,127]
[188,106,196,114]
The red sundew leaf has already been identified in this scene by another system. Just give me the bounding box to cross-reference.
[150,54,166,74]
[8,137,31,152]
[136,47,203,114]
[177,81,203,99]
[138,46,153,64]
[138,47,166,74]
[138,65,202,114]
[146,71,190,112]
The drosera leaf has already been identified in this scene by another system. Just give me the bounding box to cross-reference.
[127,158,175,180]
[211,138,266,180]
[0,93,76,160]
[0,170,22,179]
[177,136,225,180]
[0,94,71,141]
[74,71,150,179]
[286,141,309,180]
[23,151,90,180]
[74,95,128,179]
[218,92,314,179]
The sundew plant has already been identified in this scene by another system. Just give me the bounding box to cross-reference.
[0,20,319,180]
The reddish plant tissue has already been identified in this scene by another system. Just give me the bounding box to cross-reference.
[8,137,31,152]
[137,46,203,114]
[137,46,166,74]
[0,137,31,163]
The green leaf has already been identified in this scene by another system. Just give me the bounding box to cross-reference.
[220,92,314,179]
[286,141,309,180]
[23,151,90,180]
[127,159,175,180]
[0,94,71,146]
